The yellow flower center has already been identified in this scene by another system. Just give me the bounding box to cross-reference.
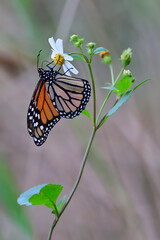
[54,54,64,66]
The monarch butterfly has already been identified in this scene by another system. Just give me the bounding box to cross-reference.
[27,51,91,146]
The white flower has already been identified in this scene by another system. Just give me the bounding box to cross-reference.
[48,37,78,76]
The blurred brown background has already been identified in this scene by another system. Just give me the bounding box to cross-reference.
[0,0,160,240]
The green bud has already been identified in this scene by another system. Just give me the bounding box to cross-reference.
[74,41,81,48]
[121,48,132,67]
[87,42,96,55]
[70,34,79,43]
[87,42,96,49]
[74,38,84,48]
[79,38,84,45]
[102,55,112,65]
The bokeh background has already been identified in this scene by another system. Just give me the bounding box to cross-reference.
[0,0,160,240]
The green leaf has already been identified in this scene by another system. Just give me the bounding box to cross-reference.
[82,109,94,125]
[29,184,62,207]
[116,75,132,94]
[17,184,47,206]
[72,55,85,61]
[97,78,150,128]
[17,184,63,215]
[105,82,112,86]
[109,79,150,116]
[133,78,151,90]
[108,91,133,116]
[93,47,107,55]
[101,86,117,91]
[53,195,66,214]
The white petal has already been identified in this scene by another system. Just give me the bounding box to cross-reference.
[51,48,60,60]
[56,39,63,54]
[48,37,57,51]
[63,53,73,61]
[65,61,79,75]
[51,51,56,59]
[63,64,71,76]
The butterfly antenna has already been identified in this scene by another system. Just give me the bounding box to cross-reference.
[37,50,42,70]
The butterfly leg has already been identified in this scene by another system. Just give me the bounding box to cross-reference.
[61,67,73,75]
[58,65,62,71]
[46,60,54,70]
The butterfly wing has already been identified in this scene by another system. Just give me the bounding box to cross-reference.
[27,79,60,146]
[46,73,91,119]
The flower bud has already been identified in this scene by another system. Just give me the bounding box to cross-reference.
[74,38,84,48]
[100,50,112,64]
[87,42,96,55]
[121,48,132,67]
[70,34,79,43]
[87,42,96,49]
[102,55,112,65]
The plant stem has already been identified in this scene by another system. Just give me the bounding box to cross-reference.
[69,51,88,62]
[109,64,114,85]
[48,127,96,240]
[96,66,125,124]
[115,66,125,85]
[48,217,57,240]
[96,89,112,125]
[88,63,96,124]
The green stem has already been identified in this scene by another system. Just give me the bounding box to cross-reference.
[79,47,90,63]
[48,217,57,240]
[109,64,114,85]
[52,202,59,219]
[69,52,83,55]
[88,63,96,124]
[78,47,96,123]
[47,128,96,240]
[115,66,125,85]
[96,66,125,125]
[96,89,112,125]
[69,51,88,62]
[96,98,119,130]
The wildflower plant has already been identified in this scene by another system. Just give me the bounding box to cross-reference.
[17,35,150,240]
